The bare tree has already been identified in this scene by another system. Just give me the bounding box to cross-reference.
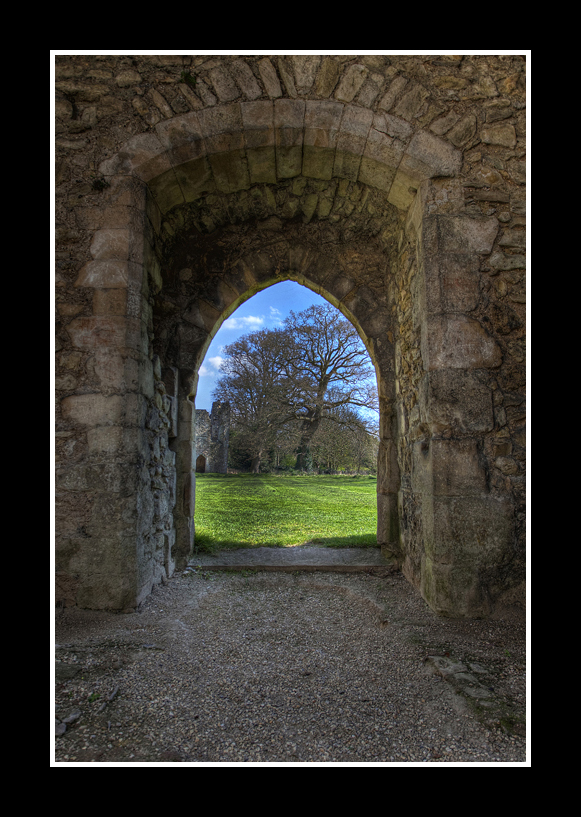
[212,328,293,473]
[213,303,378,472]
[282,305,377,470]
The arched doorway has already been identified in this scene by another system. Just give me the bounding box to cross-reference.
[153,224,399,579]
[195,280,379,472]
[195,455,206,473]
[56,90,524,617]
[193,280,380,546]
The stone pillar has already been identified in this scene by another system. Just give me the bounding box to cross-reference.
[377,389,401,563]
[56,178,150,610]
[413,191,512,616]
[173,376,196,569]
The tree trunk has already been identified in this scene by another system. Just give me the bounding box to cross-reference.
[295,413,320,470]
[251,453,262,473]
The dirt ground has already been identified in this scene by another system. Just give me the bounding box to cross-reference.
[53,568,528,765]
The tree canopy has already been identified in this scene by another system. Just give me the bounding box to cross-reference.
[212,303,378,473]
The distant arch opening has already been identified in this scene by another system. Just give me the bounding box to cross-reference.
[192,279,381,550]
[150,194,400,584]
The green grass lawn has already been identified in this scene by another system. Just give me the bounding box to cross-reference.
[193,473,378,552]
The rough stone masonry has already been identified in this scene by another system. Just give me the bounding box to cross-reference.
[194,401,230,474]
[54,54,526,617]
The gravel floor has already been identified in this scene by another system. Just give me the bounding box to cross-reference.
[54,569,528,765]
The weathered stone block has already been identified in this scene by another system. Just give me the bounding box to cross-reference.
[174,156,215,203]
[155,111,203,148]
[420,370,494,433]
[55,489,94,539]
[100,133,170,182]
[394,84,430,121]
[314,57,342,98]
[87,351,140,393]
[412,438,487,498]
[426,494,513,565]
[387,170,419,210]
[291,56,321,93]
[378,76,409,112]
[344,288,390,338]
[302,145,336,181]
[246,146,277,184]
[271,145,297,179]
[183,472,195,519]
[302,102,342,179]
[357,72,386,109]
[92,288,127,316]
[258,58,282,98]
[422,254,481,315]
[422,315,502,370]
[230,59,262,100]
[304,99,343,140]
[376,438,400,496]
[334,63,368,103]
[420,557,487,618]
[374,112,413,143]
[198,103,244,141]
[334,146,363,181]
[56,462,138,494]
[66,315,142,353]
[87,425,145,458]
[376,491,399,547]
[61,394,124,427]
[162,366,178,398]
[401,130,462,179]
[363,126,405,171]
[420,494,514,615]
[498,229,526,249]
[90,494,141,538]
[147,166,186,214]
[74,554,139,611]
[447,114,477,147]
[208,65,240,103]
[481,123,517,148]
[275,98,305,129]
[273,101,304,177]
[208,150,250,193]
[241,100,275,147]
[435,215,499,255]
[488,252,526,271]
[90,229,130,261]
[358,156,397,193]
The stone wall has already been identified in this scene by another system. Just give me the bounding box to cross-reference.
[54,54,526,616]
[195,401,230,473]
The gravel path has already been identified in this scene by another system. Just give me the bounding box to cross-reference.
[54,569,527,765]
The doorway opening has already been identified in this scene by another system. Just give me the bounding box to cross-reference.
[193,280,380,552]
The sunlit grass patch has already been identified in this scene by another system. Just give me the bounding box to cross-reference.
[193,473,378,552]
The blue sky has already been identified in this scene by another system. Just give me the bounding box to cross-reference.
[195,281,354,411]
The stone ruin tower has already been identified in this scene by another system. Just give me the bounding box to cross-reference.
[195,401,230,474]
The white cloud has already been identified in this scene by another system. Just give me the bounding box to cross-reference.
[199,357,225,377]
[222,315,264,330]
[269,306,284,325]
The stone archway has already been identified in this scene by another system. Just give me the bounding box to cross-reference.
[157,234,400,577]
[195,455,206,473]
[55,56,526,617]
